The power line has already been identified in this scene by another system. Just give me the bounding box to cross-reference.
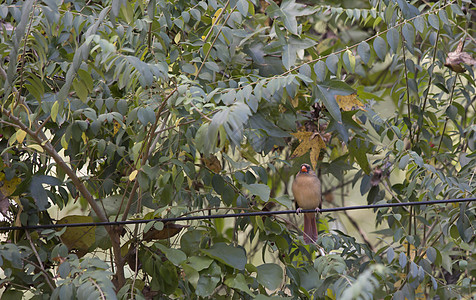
[0,197,474,231]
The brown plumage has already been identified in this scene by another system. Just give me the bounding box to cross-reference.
[292,163,321,244]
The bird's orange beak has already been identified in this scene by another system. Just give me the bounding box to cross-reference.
[301,165,308,173]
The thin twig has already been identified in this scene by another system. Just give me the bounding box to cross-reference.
[129,239,140,300]
[89,278,106,300]
[25,230,56,290]
[194,0,232,81]
[207,1,455,96]
[415,21,442,143]
[400,28,413,146]
[436,75,458,154]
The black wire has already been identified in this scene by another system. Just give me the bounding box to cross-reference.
[0,197,474,231]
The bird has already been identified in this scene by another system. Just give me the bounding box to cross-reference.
[292,163,321,244]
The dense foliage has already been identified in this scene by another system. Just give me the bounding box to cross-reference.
[0,0,475,299]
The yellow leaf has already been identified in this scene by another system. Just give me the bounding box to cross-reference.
[175,117,184,127]
[291,96,299,108]
[113,119,121,136]
[16,129,27,143]
[129,170,138,181]
[0,174,21,196]
[212,8,223,25]
[290,131,326,169]
[174,32,181,44]
[240,147,259,165]
[56,215,95,258]
[51,101,59,122]
[335,94,364,111]
[61,135,68,150]
[82,132,88,144]
[345,49,355,72]
[27,144,44,153]
[326,288,336,300]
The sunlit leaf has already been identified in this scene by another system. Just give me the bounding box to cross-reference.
[290,131,326,169]
[202,243,247,270]
[335,94,364,111]
[57,215,95,258]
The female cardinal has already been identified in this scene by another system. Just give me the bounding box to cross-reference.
[292,163,321,244]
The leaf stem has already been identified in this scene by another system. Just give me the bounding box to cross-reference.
[194,0,233,81]
[25,230,56,290]
[435,75,458,154]
[400,29,413,146]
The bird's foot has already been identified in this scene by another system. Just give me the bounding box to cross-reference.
[315,207,320,213]
[296,208,303,215]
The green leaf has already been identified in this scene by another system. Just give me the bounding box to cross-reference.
[396,0,419,19]
[386,28,399,54]
[156,243,187,266]
[190,8,201,20]
[72,78,88,102]
[211,102,251,147]
[399,252,407,269]
[237,0,249,17]
[428,14,439,30]
[315,80,355,124]
[3,0,34,100]
[398,154,410,170]
[30,175,61,211]
[326,54,339,74]
[182,63,196,74]
[221,185,235,205]
[350,140,371,174]
[112,0,126,19]
[357,41,371,64]
[57,8,108,107]
[427,247,437,263]
[387,247,395,263]
[373,36,387,60]
[201,243,246,270]
[450,4,464,16]
[186,256,213,272]
[212,174,225,195]
[242,183,270,202]
[196,262,221,297]
[137,107,155,125]
[402,23,415,49]
[342,50,355,73]
[181,230,206,256]
[0,289,23,300]
[224,273,254,296]
[257,263,283,291]
[205,61,220,72]
[282,44,296,70]
[221,90,236,105]
[59,283,73,300]
[273,195,293,208]
[313,60,327,81]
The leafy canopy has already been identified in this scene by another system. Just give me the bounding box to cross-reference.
[0,0,475,299]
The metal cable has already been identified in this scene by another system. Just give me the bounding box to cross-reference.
[0,197,474,231]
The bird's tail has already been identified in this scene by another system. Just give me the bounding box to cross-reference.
[303,213,318,244]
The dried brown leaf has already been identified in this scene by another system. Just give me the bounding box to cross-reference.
[335,94,364,111]
[290,131,326,169]
[57,215,96,258]
[444,38,476,73]
[143,222,189,241]
[203,155,222,173]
